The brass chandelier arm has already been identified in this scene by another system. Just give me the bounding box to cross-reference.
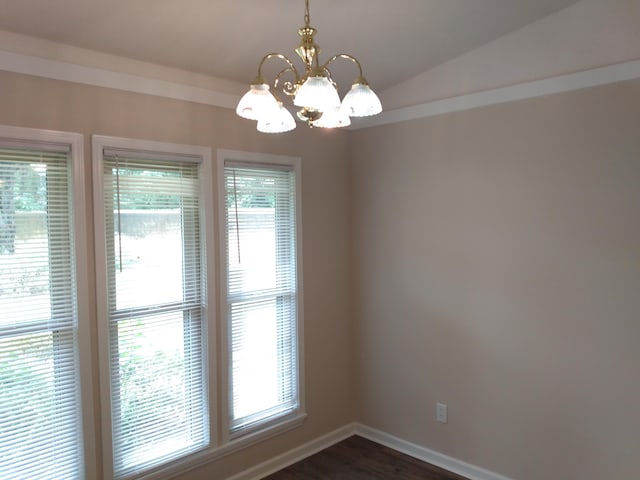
[274,66,299,98]
[257,53,302,84]
[322,53,368,84]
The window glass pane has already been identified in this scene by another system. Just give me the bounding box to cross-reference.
[227,193,277,294]
[0,330,80,480]
[224,164,299,434]
[0,160,52,325]
[112,311,206,476]
[0,147,82,480]
[114,208,183,308]
[104,162,197,310]
[230,298,278,419]
[100,152,208,478]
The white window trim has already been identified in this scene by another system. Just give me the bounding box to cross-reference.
[0,134,306,480]
[216,149,306,446]
[0,124,97,480]
[92,135,216,480]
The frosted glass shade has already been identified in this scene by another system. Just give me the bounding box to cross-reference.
[257,103,297,133]
[341,82,382,117]
[236,83,279,120]
[293,75,341,111]
[312,107,351,129]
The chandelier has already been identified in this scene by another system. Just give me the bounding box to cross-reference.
[235,0,383,133]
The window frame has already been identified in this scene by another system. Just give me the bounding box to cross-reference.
[216,149,306,445]
[92,135,216,480]
[0,125,96,480]
[1,128,307,479]
[92,140,305,479]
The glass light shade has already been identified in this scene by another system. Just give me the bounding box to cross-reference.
[293,75,341,111]
[341,82,382,117]
[257,103,297,133]
[236,83,279,120]
[311,107,351,129]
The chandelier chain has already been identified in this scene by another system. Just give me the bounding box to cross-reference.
[304,0,310,26]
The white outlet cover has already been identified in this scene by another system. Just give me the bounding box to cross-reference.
[436,402,448,423]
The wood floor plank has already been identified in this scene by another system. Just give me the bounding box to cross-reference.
[263,436,469,479]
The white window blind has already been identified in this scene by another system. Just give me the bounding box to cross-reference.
[223,163,299,435]
[101,153,208,478]
[0,146,83,479]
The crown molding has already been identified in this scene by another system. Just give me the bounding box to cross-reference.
[1,48,639,129]
[0,49,240,110]
[352,58,640,129]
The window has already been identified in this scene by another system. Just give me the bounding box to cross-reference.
[219,150,303,438]
[93,137,212,479]
[93,142,303,478]
[1,128,303,479]
[0,128,89,479]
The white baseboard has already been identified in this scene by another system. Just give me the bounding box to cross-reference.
[226,422,514,480]
[225,423,357,480]
[354,424,514,480]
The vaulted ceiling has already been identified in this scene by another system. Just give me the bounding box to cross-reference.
[0,0,581,94]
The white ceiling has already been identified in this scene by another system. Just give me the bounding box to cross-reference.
[0,0,581,94]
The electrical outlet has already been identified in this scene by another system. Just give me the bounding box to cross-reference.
[436,402,448,423]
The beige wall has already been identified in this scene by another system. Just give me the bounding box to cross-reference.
[3,67,640,480]
[0,70,354,479]
[350,79,640,480]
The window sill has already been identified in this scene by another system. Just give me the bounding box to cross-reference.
[129,412,307,480]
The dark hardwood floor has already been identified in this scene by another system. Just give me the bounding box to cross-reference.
[263,435,469,479]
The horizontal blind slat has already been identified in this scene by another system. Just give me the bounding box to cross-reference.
[102,151,208,478]
[223,164,299,434]
[0,144,82,479]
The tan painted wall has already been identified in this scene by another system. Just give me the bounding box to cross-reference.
[3,68,640,480]
[0,70,354,479]
[350,79,640,480]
